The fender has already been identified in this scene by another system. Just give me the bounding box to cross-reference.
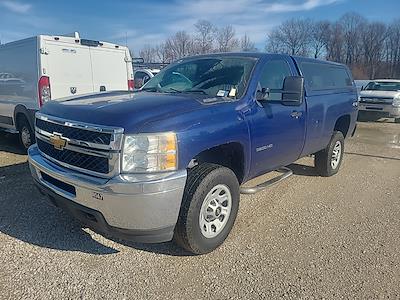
[140,101,252,181]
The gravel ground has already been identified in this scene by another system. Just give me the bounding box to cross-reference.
[0,120,399,299]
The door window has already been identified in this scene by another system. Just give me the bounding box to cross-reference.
[299,62,352,91]
[259,60,291,101]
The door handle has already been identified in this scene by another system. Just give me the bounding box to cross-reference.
[290,111,303,119]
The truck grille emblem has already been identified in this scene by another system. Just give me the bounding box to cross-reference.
[49,133,69,150]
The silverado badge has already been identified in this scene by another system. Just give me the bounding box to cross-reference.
[49,133,69,150]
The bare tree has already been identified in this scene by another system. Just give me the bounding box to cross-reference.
[216,25,239,52]
[155,43,170,63]
[194,20,216,54]
[385,20,400,77]
[339,13,366,65]
[164,31,195,60]
[240,34,257,52]
[362,22,387,79]
[265,36,284,54]
[323,22,344,62]
[266,19,311,56]
[139,45,157,63]
[310,21,330,59]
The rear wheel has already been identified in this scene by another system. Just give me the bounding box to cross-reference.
[315,131,344,177]
[17,116,34,151]
[174,163,240,255]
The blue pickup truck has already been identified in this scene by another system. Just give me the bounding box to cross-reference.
[28,53,358,254]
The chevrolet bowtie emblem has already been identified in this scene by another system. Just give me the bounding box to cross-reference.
[49,133,69,150]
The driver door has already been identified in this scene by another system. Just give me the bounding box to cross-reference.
[247,57,306,178]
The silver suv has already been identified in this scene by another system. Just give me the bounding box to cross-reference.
[359,79,400,123]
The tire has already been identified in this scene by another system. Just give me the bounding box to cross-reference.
[315,131,345,177]
[174,163,240,255]
[17,116,34,151]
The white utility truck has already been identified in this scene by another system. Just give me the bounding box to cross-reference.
[0,32,134,149]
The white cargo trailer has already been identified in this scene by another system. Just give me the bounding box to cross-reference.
[0,32,134,149]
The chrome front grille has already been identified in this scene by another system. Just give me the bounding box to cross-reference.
[36,139,110,174]
[36,118,112,145]
[359,97,393,105]
[35,113,124,177]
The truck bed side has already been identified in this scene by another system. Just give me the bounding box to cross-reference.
[293,57,358,156]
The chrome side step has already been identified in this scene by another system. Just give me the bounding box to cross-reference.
[240,167,293,195]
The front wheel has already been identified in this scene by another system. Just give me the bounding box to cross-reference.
[315,131,344,177]
[18,117,34,151]
[174,163,240,255]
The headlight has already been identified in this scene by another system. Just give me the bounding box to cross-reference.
[393,94,400,107]
[122,132,177,173]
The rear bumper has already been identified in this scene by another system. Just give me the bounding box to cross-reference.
[28,145,187,243]
[358,103,400,118]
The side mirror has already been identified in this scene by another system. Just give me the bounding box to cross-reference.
[281,76,304,105]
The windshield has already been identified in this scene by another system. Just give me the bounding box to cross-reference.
[364,81,400,92]
[142,56,257,99]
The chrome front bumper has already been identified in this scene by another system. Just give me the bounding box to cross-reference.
[28,145,187,242]
[358,103,400,117]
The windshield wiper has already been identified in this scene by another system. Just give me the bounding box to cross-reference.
[142,87,207,95]
[182,89,208,95]
[166,87,183,93]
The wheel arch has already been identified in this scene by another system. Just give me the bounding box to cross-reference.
[14,105,35,131]
[334,114,351,138]
[188,142,246,184]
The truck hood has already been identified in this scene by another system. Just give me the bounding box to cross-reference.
[360,90,399,99]
[40,91,209,133]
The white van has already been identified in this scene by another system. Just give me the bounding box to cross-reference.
[0,32,134,149]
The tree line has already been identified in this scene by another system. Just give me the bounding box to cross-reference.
[266,13,400,79]
[138,13,400,80]
[138,20,256,64]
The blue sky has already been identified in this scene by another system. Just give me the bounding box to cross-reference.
[0,0,399,53]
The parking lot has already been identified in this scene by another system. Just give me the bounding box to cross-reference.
[0,120,399,299]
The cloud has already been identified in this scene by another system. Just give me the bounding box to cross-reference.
[166,0,341,46]
[0,0,32,14]
[108,27,166,52]
[264,0,339,13]
[176,0,255,17]
[111,0,342,52]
